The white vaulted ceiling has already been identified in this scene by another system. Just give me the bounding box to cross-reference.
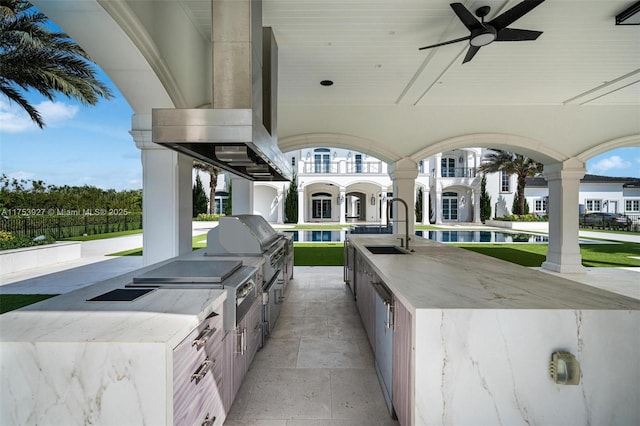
[173,0,640,106]
[31,0,640,164]
[261,0,639,107]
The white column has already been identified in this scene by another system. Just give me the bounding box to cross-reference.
[380,185,388,224]
[230,175,253,214]
[297,185,305,224]
[339,187,346,224]
[132,115,192,266]
[542,158,586,273]
[381,195,388,225]
[434,184,443,225]
[423,188,430,225]
[388,158,419,239]
[276,186,284,224]
[473,186,481,224]
[435,153,442,179]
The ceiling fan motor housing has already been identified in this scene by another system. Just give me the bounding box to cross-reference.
[470,26,497,46]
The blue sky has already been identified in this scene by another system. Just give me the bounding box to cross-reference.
[0,72,141,191]
[1,75,639,190]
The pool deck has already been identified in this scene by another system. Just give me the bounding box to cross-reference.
[0,223,638,300]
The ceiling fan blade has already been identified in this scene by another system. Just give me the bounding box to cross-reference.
[496,28,543,41]
[419,35,471,50]
[488,0,545,31]
[462,45,481,63]
[450,3,484,31]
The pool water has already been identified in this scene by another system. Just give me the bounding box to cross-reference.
[283,230,347,242]
[416,230,549,243]
[284,229,550,243]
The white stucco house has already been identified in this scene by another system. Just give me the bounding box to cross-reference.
[196,148,640,226]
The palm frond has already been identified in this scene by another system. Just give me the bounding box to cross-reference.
[0,81,44,127]
[0,0,112,128]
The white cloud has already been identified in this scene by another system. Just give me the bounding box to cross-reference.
[0,99,36,132]
[0,99,78,133]
[6,171,36,181]
[588,155,631,175]
[38,100,79,125]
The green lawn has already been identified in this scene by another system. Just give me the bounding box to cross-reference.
[454,242,640,268]
[0,294,57,314]
[63,229,142,241]
[294,243,344,266]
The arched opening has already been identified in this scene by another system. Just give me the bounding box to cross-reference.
[345,191,366,221]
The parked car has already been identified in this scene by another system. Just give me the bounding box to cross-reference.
[580,212,631,229]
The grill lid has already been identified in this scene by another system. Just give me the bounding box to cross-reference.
[206,215,281,255]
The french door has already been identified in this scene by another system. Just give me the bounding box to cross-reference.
[442,192,458,221]
[312,199,332,220]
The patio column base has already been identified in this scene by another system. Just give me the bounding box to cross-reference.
[541,260,587,274]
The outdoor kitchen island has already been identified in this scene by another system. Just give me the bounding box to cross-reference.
[0,250,265,426]
[346,234,640,426]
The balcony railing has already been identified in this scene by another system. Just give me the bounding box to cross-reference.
[301,161,384,174]
[431,167,478,178]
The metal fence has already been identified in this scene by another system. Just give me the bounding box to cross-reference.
[0,213,143,239]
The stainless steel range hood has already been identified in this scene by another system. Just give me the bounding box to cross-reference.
[152,1,291,182]
[152,108,291,181]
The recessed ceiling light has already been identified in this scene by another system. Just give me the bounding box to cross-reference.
[320,80,334,86]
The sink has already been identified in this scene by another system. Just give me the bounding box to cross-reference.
[365,245,409,255]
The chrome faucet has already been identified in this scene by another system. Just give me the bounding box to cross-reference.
[386,197,411,252]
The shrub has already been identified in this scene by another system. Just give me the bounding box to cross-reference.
[496,214,548,222]
[194,213,223,221]
[480,175,491,222]
[0,233,56,250]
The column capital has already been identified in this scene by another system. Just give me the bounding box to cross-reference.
[131,113,167,151]
[543,158,586,182]
[389,158,419,180]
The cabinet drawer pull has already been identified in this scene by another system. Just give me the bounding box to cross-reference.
[192,326,217,350]
[191,358,213,384]
[235,328,247,354]
[201,413,216,426]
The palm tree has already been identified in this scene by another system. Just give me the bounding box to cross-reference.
[193,161,221,214]
[477,150,543,215]
[0,0,112,128]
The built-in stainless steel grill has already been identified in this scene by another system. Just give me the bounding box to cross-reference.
[205,215,293,337]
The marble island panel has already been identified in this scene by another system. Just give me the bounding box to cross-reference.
[348,234,640,425]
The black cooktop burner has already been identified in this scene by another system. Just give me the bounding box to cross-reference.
[87,288,155,302]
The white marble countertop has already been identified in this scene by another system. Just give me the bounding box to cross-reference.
[348,235,640,313]
[0,249,266,345]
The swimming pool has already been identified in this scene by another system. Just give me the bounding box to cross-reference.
[283,229,551,243]
[282,229,348,242]
[415,230,549,243]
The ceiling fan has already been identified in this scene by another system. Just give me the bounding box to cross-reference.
[419,0,545,64]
